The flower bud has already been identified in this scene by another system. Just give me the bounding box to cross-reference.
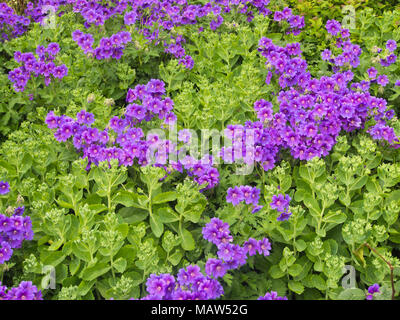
[87,93,96,103]
[104,98,115,107]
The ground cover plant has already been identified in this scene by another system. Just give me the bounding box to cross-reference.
[0,0,400,301]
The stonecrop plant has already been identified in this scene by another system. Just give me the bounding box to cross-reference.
[0,0,400,302]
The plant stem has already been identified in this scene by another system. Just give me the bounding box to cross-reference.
[356,242,395,300]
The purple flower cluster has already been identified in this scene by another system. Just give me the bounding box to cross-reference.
[69,0,129,27]
[0,2,30,41]
[46,79,175,166]
[379,40,398,67]
[46,79,220,190]
[142,267,224,300]
[366,283,380,300]
[23,1,62,21]
[258,291,288,300]
[270,194,292,221]
[8,43,67,92]
[66,0,298,68]
[273,7,305,35]
[0,206,34,264]
[72,29,132,60]
[142,217,272,300]
[3,0,304,70]
[131,0,277,68]
[179,155,220,190]
[323,27,362,69]
[0,281,42,300]
[164,35,194,70]
[0,181,10,195]
[225,20,398,171]
[226,185,263,213]
[203,218,271,268]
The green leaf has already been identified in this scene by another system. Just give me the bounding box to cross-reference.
[113,257,127,273]
[81,263,111,281]
[385,190,400,204]
[303,197,321,216]
[150,212,164,238]
[295,239,307,252]
[157,207,180,223]
[336,288,366,300]
[280,176,292,193]
[152,191,177,204]
[349,176,368,191]
[367,154,382,169]
[288,280,304,294]
[180,228,195,251]
[265,33,282,41]
[20,153,33,174]
[294,189,309,202]
[349,200,364,215]
[118,207,148,223]
[72,243,92,262]
[168,249,183,266]
[78,280,95,296]
[88,204,108,215]
[339,191,351,207]
[41,251,66,267]
[312,275,327,291]
[69,258,81,276]
[114,190,147,209]
[288,264,303,277]
[56,198,74,209]
[48,239,64,251]
[323,210,347,225]
[299,166,313,183]
[125,271,144,286]
[269,265,285,279]
[116,223,129,239]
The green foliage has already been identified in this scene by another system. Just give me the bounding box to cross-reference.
[1,0,400,301]
[215,134,400,300]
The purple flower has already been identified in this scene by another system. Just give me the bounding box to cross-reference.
[240,186,253,205]
[243,238,260,256]
[386,40,397,52]
[53,64,68,79]
[217,243,236,261]
[186,265,202,283]
[205,258,227,278]
[326,20,341,36]
[0,281,42,300]
[258,238,272,256]
[258,291,288,300]
[0,181,10,195]
[0,242,13,264]
[14,207,25,216]
[277,210,292,221]
[321,49,332,61]
[124,11,137,25]
[226,186,244,206]
[270,194,290,212]
[146,277,167,298]
[251,205,263,214]
[47,42,60,56]
[77,110,95,125]
[178,129,192,143]
[377,75,389,87]
[366,283,380,300]
[164,112,177,125]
